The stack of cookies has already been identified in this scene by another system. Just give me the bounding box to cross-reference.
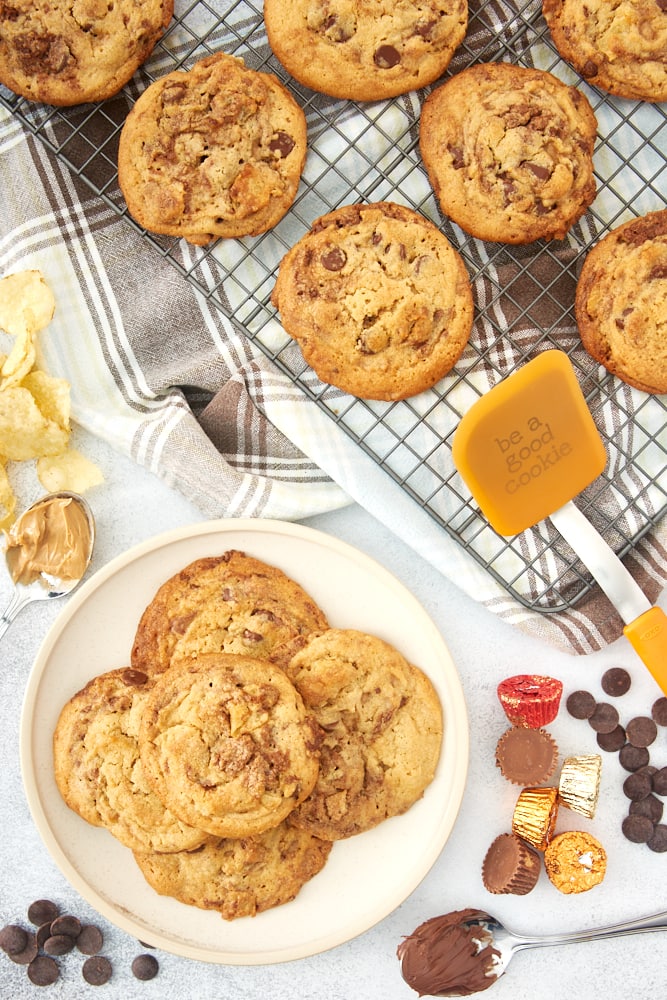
[53,550,443,921]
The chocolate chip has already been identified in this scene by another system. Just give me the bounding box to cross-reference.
[50,914,81,938]
[652,697,667,726]
[374,44,401,68]
[28,954,59,986]
[630,795,664,824]
[82,955,112,985]
[269,131,295,158]
[76,924,104,955]
[596,725,626,752]
[601,667,631,697]
[582,58,599,77]
[44,933,75,955]
[625,716,658,748]
[589,701,619,733]
[623,770,653,800]
[525,162,550,180]
[121,668,148,687]
[36,922,53,949]
[131,953,159,980]
[27,900,59,926]
[622,813,655,843]
[8,933,38,965]
[0,924,29,955]
[652,766,667,796]
[648,823,667,852]
[619,743,650,771]
[320,247,346,271]
[566,689,596,719]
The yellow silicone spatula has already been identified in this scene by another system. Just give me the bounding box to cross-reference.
[452,349,667,694]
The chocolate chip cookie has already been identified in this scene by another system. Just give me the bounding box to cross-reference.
[270,201,474,400]
[575,209,667,393]
[419,62,598,244]
[285,629,443,840]
[130,550,329,676]
[134,821,332,920]
[117,52,307,245]
[53,668,211,854]
[543,0,667,103]
[138,653,322,838]
[0,0,172,106]
[264,0,468,101]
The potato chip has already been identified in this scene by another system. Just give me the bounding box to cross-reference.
[37,449,104,494]
[0,461,16,532]
[0,270,56,336]
[0,386,69,460]
[1,325,36,389]
[21,370,70,430]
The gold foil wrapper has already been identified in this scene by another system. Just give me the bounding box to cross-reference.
[558,754,602,819]
[511,786,559,851]
[544,830,607,894]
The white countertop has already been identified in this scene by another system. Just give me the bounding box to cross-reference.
[1,424,666,999]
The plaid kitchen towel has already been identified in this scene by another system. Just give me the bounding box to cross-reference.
[1,0,666,656]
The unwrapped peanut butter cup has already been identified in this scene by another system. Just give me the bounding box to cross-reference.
[496,726,558,785]
[544,830,607,894]
[558,754,602,819]
[511,786,559,851]
[481,832,541,895]
[497,674,563,728]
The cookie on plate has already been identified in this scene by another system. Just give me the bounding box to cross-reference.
[285,629,443,840]
[543,0,667,104]
[53,667,211,854]
[264,0,468,101]
[419,62,597,244]
[0,0,172,106]
[270,201,474,401]
[575,209,667,393]
[130,550,329,676]
[134,821,332,920]
[138,652,322,838]
[117,52,307,246]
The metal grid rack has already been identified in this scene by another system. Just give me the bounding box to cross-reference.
[2,0,666,614]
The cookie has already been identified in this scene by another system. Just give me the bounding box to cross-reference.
[0,0,172,106]
[130,550,329,676]
[264,0,468,101]
[53,668,210,854]
[543,0,667,104]
[285,629,443,840]
[574,209,667,393]
[270,201,474,401]
[117,52,307,246]
[419,62,597,244]
[138,653,322,838]
[133,822,332,920]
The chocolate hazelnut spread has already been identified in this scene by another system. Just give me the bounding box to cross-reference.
[5,494,91,586]
[397,908,500,997]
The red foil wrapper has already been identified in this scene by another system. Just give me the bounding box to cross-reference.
[497,674,563,728]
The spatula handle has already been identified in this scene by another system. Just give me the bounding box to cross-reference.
[624,608,667,697]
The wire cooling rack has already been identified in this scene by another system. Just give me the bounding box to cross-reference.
[2,0,666,614]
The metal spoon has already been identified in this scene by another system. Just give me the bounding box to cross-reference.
[399,909,667,996]
[0,491,95,642]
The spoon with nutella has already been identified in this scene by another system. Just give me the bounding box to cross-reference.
[0,491,95,641]
[398,907,667,997]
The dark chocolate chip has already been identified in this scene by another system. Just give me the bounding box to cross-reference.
[625,716,658,748]
[28,954,59,986]
[82,955,113,985]
[44,933,75,956]
[652,766,667,796]
[566,689,596,719]
[619,743,650,771]
[622,813,655,843]
[50,915,81,938]
[374,44,401,68]
[121,668,149,687]
[27,900,59,926]
[596,725,626,752]
[36,922,53,949]
[589,701,619,734]
[8,933,38,965]
[131,953,160,981]
[623,770,653,800]
[268,131,295,158]
[601,666,631,696]
[630,794,664,824]
[0,924,29,955]
[76,924,104,955]
[648,823,667,852]
[652,697,667,726]
[320,247,346,271]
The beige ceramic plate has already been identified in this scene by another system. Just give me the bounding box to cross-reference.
[20,519,468,965]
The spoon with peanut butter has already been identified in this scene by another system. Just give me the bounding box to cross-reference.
[0,491,95,641]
